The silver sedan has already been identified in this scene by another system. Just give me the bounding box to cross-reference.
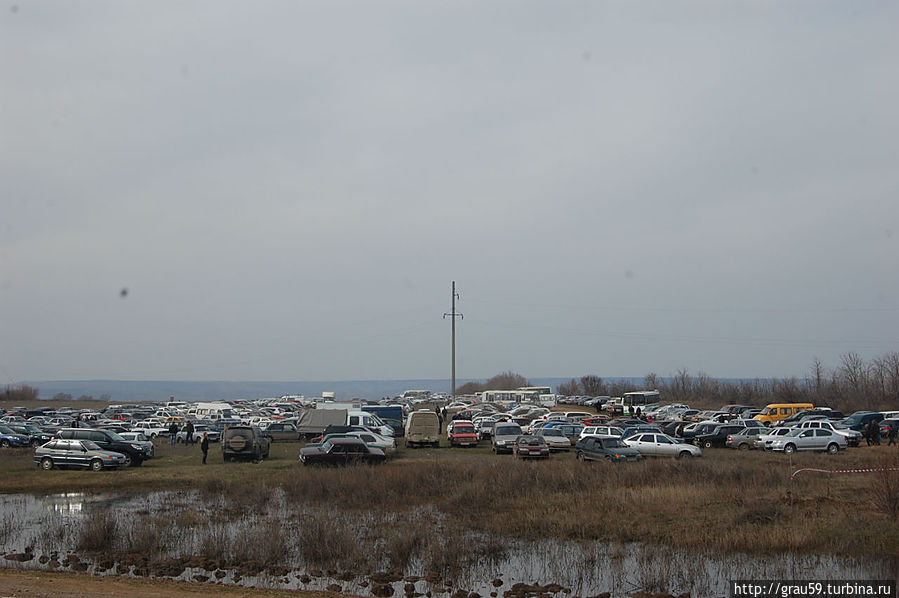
[768,428,847,454]
[624,432,702,458]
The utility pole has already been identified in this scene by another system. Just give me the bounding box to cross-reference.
[443,281,463,398]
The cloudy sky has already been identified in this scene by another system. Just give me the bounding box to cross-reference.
[2,1,897,384]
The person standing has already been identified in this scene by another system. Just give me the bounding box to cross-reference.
[888,425,897,446]
[169,421,179,446]
[200,432,209,464]
[184,420,195,444]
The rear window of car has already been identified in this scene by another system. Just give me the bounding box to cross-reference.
[496,426,521,435]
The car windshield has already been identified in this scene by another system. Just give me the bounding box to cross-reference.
[81,440,101,450]
[455,426,475,434]
[107,431,126,442]
[542,429,563,436]
[601,438,628,449]
[320,440,333,451]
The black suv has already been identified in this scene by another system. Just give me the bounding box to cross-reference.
[222,426,271,462]
[55,427,145,467]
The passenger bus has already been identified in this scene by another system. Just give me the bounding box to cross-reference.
[479,389,541,404]
[621,390,660,415]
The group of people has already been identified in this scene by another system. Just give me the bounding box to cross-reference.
[167,420,211,464]
[866,420,896,446]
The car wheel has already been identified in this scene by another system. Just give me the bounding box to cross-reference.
[40,457,53,470]
[784,444,796,454]
[0,439,9,448]
[827,443,840,454]
[575,452,585,461]
[123,454,134,467]
[738,443,749,451]
[90,459,104,472]
[702,440,713,449]
[677,451,692,459]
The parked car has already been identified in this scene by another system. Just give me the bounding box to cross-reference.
[575,436,643,462]
[5,423,54,446]
[344,430,396,453]
[117,432,155,458]
[175,424,222,444]
[725,427,765,450]
[405,409,440,448]
[447,421,479,447]
[620,424,662,440]
[537,427,572,451]
[491,423,524,454]
[767,428,847,454]
[299,437,387,466]
[542,422,585,440]
[693,424,746,449]
[756,427,795,450]
[55,428,146,467]
[624,433,702,458]
[794,420,862,447]
[580,425,624,439]
[843,411,885,432]
[0,424,35,448]
[513,435,550,459]
[262,422,300,442]
[34,439,126,471]
[222,425,271,462]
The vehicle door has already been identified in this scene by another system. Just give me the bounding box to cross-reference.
[654,434,676,456]
[327,442,347,465]
[630,433,655,456]
[68,440,91,468]
[815,429,836,448]
[796,429,817,450]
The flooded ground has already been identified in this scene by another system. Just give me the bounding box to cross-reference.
[0,492,895,597]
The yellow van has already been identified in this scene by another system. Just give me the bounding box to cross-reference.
[753,403,814,425]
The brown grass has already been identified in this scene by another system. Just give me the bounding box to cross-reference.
[7,439,899,560]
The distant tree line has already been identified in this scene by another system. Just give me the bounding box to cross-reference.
[2,384,38,402]
[456,371,530,395]
[1,385,111,403]
[556,352,899,413]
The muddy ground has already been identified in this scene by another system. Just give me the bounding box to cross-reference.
[0,569,349,598]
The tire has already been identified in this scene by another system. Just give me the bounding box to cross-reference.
[90,459,103,472]
[678,451,692,459]
[702,440,713,449]
[784,444,796,454]
[738,443,749,451]
[228,435,248,452]
[40,457,53,470]
[827,443,839,454]
[0,439,9,448]
[123,454,134,467]
[576,452,585,461]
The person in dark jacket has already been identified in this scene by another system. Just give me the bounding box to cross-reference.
[200,432,209,464]
[184,420,195,444]
[169,421,179,445]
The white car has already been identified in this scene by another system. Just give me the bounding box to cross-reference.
[580,425,624,439]
[537,427,572,451]
[118,432,155,458]
[624,432,702,458]
[794,420,862,446]
[756,427,799,450]
[345,430,396,454]
[767,428,847,454]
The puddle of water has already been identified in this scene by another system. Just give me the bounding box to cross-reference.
[0,492,895,597]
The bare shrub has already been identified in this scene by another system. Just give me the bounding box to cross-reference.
[244,520,289,568]
[297,509,365,569]
[77,510,118,552]
[872,456,899,517]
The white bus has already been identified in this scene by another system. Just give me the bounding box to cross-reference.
[479,389,541,404]
[518,386,556,407]
[622,390,660,415]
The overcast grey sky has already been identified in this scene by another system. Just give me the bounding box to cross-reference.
[2,1,897,384]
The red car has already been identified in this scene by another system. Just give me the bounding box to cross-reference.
[448,421,479,447]
[582,416,610,426]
